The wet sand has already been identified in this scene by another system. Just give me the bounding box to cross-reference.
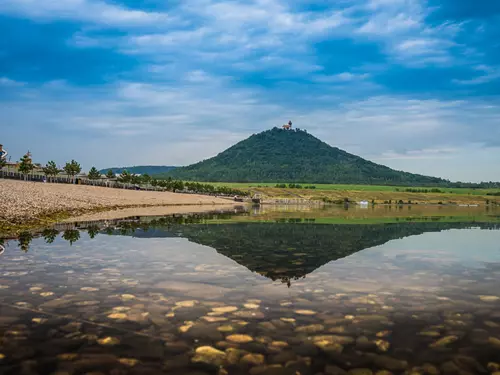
[0,179,237,225]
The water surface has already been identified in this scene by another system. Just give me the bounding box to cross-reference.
[1,209,500,375]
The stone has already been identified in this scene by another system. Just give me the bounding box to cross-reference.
[57,353,79,361]
[244,303,260,309]
[176,300,198,308]
[97,337,120,346]
[348,369,373,375]
[227,334,254,344]
[440,361,460,374]
[81,287,99,292]
[118,358,139,367]
[421,363,440,375]
[479,295,500,302]
[202,316,228,323]
[192,346,226,367]
[107,313,127,320]
[41,292,54,297]
[294,310,316,316]
[373,355,408,371]
[375,339,390,352]
[233,311,265,319]
[212,306,238,313]
[488,363,500,372]
[241,353,265,366]
[295,324,325,334]
[313,335,354,345]
[218,325,234,333]
[280,318,296,323]
[429,336,458,348]
[226,348,247,365]
[165,341,191,355]
[375,371,393,375]
[185,323,223,341]
[419,331,441,337]
[489,337,500,347]
[326,365,348,375]
[120,294,136,301]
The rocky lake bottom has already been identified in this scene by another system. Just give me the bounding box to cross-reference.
[1,211,500,375]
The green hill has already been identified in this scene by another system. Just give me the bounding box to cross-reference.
[99,165,176,175]
[163,127,449,186]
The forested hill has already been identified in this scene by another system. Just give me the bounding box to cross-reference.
[163,128,449,186]
[99,165,177,175]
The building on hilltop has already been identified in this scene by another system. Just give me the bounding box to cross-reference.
[282,120,293,130]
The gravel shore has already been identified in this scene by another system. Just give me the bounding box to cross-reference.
[0,179,236,226]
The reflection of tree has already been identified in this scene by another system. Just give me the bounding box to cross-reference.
[87,225,100,239]
[18,231,34,252]
[42,228,59,244]
[62,229,80,245]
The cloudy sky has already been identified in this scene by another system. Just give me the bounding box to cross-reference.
[1,0,499,182]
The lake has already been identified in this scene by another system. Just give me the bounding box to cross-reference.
[1,207,500,375]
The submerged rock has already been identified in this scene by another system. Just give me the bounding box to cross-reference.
[227,334,254,344]
[429,336,458,348]
[241,353,265,366]
[192,346,226,366]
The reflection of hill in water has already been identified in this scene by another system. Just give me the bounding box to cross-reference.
[121,221,499,284]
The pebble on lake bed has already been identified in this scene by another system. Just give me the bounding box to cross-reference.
[40,292,54,297]
[107,313,127,320]
[175,300,198,307]
[80,287,99,292]
[241,353,265,366]
[119,358,139,367]
[479,295,500,302]
[217,325,234,332]
[212,306,238,313]
[192,346,226,366]
[294,310,316,315]
[429,335,458,348]
[244,303,260,309]
[97,337,120,346]
[227,334,254,343]
[120,294,136,301]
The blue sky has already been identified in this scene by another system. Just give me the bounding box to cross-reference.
[1,0,499,182]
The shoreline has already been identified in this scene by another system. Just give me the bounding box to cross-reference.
[0,179,238,234]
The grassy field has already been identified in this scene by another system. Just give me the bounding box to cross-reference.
[196,181,500,205]
[199,181,499,195]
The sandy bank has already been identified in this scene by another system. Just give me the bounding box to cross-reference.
[0,179,237,226]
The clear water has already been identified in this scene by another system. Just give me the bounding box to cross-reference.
[1,211,500,375]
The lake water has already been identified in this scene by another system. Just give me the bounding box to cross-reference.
[1,208,500,375]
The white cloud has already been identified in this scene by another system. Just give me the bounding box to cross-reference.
[0,0,168,27]
[453,65,500,85]
[0,77,25,87]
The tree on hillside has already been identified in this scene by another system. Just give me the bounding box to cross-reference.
[142,173,151,185]
[18,153,34,180]
[88,167,101,180]
[42,161,61,182]
[64,160,81,183]
[106,169,115,179]
[118,170,131,183]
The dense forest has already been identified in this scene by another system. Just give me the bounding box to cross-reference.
[99,165,177,175]
[162,128,452,186]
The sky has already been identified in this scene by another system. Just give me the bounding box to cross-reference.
[1,0,499,182]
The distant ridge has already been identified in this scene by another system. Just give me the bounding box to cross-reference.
[162,127,450,186]
[99,165,177,175]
